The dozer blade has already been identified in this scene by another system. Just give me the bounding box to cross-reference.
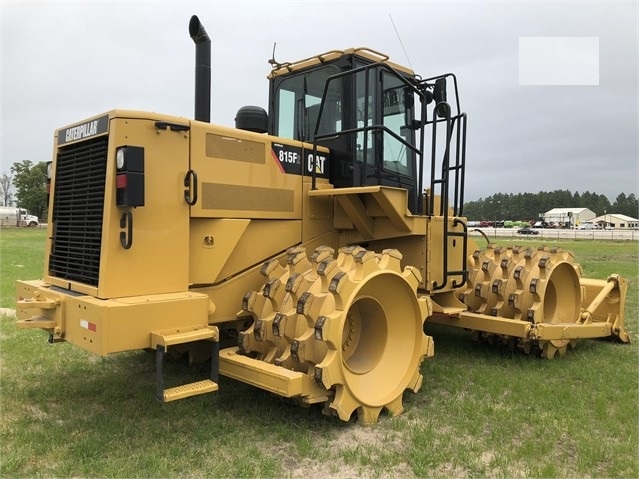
[578,275,629,343]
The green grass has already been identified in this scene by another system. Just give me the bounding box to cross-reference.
[1,228,637,478]
[0,228,46,308]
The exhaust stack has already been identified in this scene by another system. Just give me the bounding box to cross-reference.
[189,15,211,123]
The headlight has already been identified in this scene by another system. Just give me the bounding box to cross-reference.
[116,149,125,170]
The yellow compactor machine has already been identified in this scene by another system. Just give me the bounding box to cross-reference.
[16,16,629,424]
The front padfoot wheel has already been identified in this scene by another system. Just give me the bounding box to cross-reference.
[238,246,434,424]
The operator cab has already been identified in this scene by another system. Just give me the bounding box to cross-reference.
[267,48,421,212]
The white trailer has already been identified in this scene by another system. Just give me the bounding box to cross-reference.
[0,206,39,227]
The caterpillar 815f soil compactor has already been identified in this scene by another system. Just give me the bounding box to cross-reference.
[16,16,629,424]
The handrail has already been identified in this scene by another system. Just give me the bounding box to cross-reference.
[311,62,427,191]
[424,75,468,291]
[308,61,469,292]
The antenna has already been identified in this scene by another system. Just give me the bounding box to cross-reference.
[389,14,413,71]
[268,42,280,68]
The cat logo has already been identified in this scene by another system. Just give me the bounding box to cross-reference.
[307,153,326,175]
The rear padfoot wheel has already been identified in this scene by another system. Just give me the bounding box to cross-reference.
[458,245,583,357]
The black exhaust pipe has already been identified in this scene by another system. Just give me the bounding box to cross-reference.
[189,15,210,123]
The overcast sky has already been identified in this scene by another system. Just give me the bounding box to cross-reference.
[1,1,637,202]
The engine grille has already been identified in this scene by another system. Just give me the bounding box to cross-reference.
[49,136,108,286]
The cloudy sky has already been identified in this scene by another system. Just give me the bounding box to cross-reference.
[1,1,637,202]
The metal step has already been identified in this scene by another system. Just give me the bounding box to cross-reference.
[153,326,219,403]
[151,327,217,348]
[162,379,219,402]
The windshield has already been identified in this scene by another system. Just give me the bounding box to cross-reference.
[273,65,342,142]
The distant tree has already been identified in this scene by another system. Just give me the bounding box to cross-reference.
[462,199,480,219]
[612,193,639,218]
[594,194,612,216]
[627,194,639,218]
[573,191,581,207]
[10,160,47,218]
[0,172,12,206]
[579,191,606,215]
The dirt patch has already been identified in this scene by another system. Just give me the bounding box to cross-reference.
[25,404,50,420]
[282,423,415,478]
[0,308,16,316]
[430,462,470,478]
[286,456,414,479]
[286,456,362,479]
[333,423,401,449]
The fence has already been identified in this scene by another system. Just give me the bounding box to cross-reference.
[470,227,639,242]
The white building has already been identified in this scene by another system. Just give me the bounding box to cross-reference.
[543,208,596,227]
[591,213,639,229]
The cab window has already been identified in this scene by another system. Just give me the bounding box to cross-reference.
[273,66,341,142]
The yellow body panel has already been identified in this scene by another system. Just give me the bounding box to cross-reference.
[189,218,302,285]
[189,123,304,220]
[426,216,467,293]
[193,231,341,324]
[44,111,192,299]
[17,279,210,356]
[308,186,466,294]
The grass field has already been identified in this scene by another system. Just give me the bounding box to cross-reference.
[1,228,637,478]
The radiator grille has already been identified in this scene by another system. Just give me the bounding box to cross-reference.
[49,136,108,286]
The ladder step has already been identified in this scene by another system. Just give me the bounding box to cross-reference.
[154,329,220,403]
[152,327,217,348]
[162,379,218,402]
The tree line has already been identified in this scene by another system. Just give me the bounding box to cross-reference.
[462,190,639,222]
[1,160,47,218]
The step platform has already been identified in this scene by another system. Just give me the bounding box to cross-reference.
[152,327,219,402]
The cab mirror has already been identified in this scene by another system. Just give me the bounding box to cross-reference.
[434,78,450,118]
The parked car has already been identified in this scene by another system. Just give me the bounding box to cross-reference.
[578,222,600,230]
[517,227,539,235]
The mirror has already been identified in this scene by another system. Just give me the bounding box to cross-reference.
[433,78,450,118]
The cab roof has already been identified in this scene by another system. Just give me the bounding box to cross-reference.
[268,47,414,79]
